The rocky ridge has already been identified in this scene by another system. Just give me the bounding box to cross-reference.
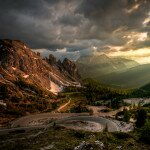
[45,54,80,82]
[0,39,80,94]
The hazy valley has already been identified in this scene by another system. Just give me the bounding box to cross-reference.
[76,54,150,88]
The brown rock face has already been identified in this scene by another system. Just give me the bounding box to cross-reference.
[47,54,57,65]
[45,55,80,82]
[0,39,80,92]
[62,58,80,80]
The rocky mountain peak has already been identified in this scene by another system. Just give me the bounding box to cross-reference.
[0,39,80,95]
[45,54,80,81]
[62,58,80,79]
[0,39,38,72]
[47,54,57,65]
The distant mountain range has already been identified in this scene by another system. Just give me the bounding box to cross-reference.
[101,64,150,88]
[76,54,150,88]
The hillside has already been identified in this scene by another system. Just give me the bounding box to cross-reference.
[0,39,80,122]
[76,54,138,78]
[131,83,150,97]
[76,54,150,88]
[102,64,150,88]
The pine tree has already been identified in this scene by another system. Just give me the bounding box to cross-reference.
[123,110,130,122]
[136,109,147,128]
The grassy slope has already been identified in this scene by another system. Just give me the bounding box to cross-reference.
[0,126,149,150]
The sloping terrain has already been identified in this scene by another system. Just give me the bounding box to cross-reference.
[101,64,150,88]
[44,54,80,84]
[0,39,80,123]
[76,54,150,88]
[76,54,138,78]
[0,39,80,94]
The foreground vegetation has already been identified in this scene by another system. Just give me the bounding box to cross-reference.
[0,125,150,150]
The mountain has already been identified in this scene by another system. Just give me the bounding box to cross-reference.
[101,64,150,88]
[76,54,150,88]
[0,40,80,103]
[76,54,139,82]
[140,83,150,91]
[44,54,80,82]
[0,39,80,94]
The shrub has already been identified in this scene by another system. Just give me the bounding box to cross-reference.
[4,109,23,116]
[73,131,85,139]
[113,132,132,139]
[139,120,150,144]
[123,109,131,122]
[51,103,58,109]
[136,109,147,128]
[70,105,88,113]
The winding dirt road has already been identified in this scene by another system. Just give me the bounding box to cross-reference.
[0,102,133,135]
[56,116,120,132]
[0,115,122,135]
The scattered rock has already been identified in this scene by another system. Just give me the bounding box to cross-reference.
[74,141,105,150]
[116,145,122,150]
[95,140,105,149]
[40,144,54,150]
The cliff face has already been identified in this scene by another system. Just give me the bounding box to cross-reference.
[62,58,80,80]
[45,55,80,82]
[0,39,81,123]
[0,39,80,94]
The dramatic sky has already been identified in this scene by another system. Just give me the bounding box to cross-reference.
[0,0,150,63]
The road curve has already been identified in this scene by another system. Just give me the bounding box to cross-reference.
[0,115,122,135]
[56,116,120,132]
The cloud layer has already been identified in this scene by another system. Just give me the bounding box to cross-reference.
[0,0,150,62]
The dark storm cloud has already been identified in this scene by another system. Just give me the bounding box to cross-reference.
[0,0,53,19]
[0,0,56,48]
[58,14,84,26]
[75,0,150,37]
[0,0,149,53]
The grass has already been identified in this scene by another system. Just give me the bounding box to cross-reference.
[0,126,149,150]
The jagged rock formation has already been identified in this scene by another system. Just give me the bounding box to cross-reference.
[0,39,80,94]
[47,54,57,65]
[62,58,80,80]
[45,55,80,82]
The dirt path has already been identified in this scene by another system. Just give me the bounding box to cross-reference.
[56,116,121,132]
[57,99,71,112]
[0,115,120,135]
